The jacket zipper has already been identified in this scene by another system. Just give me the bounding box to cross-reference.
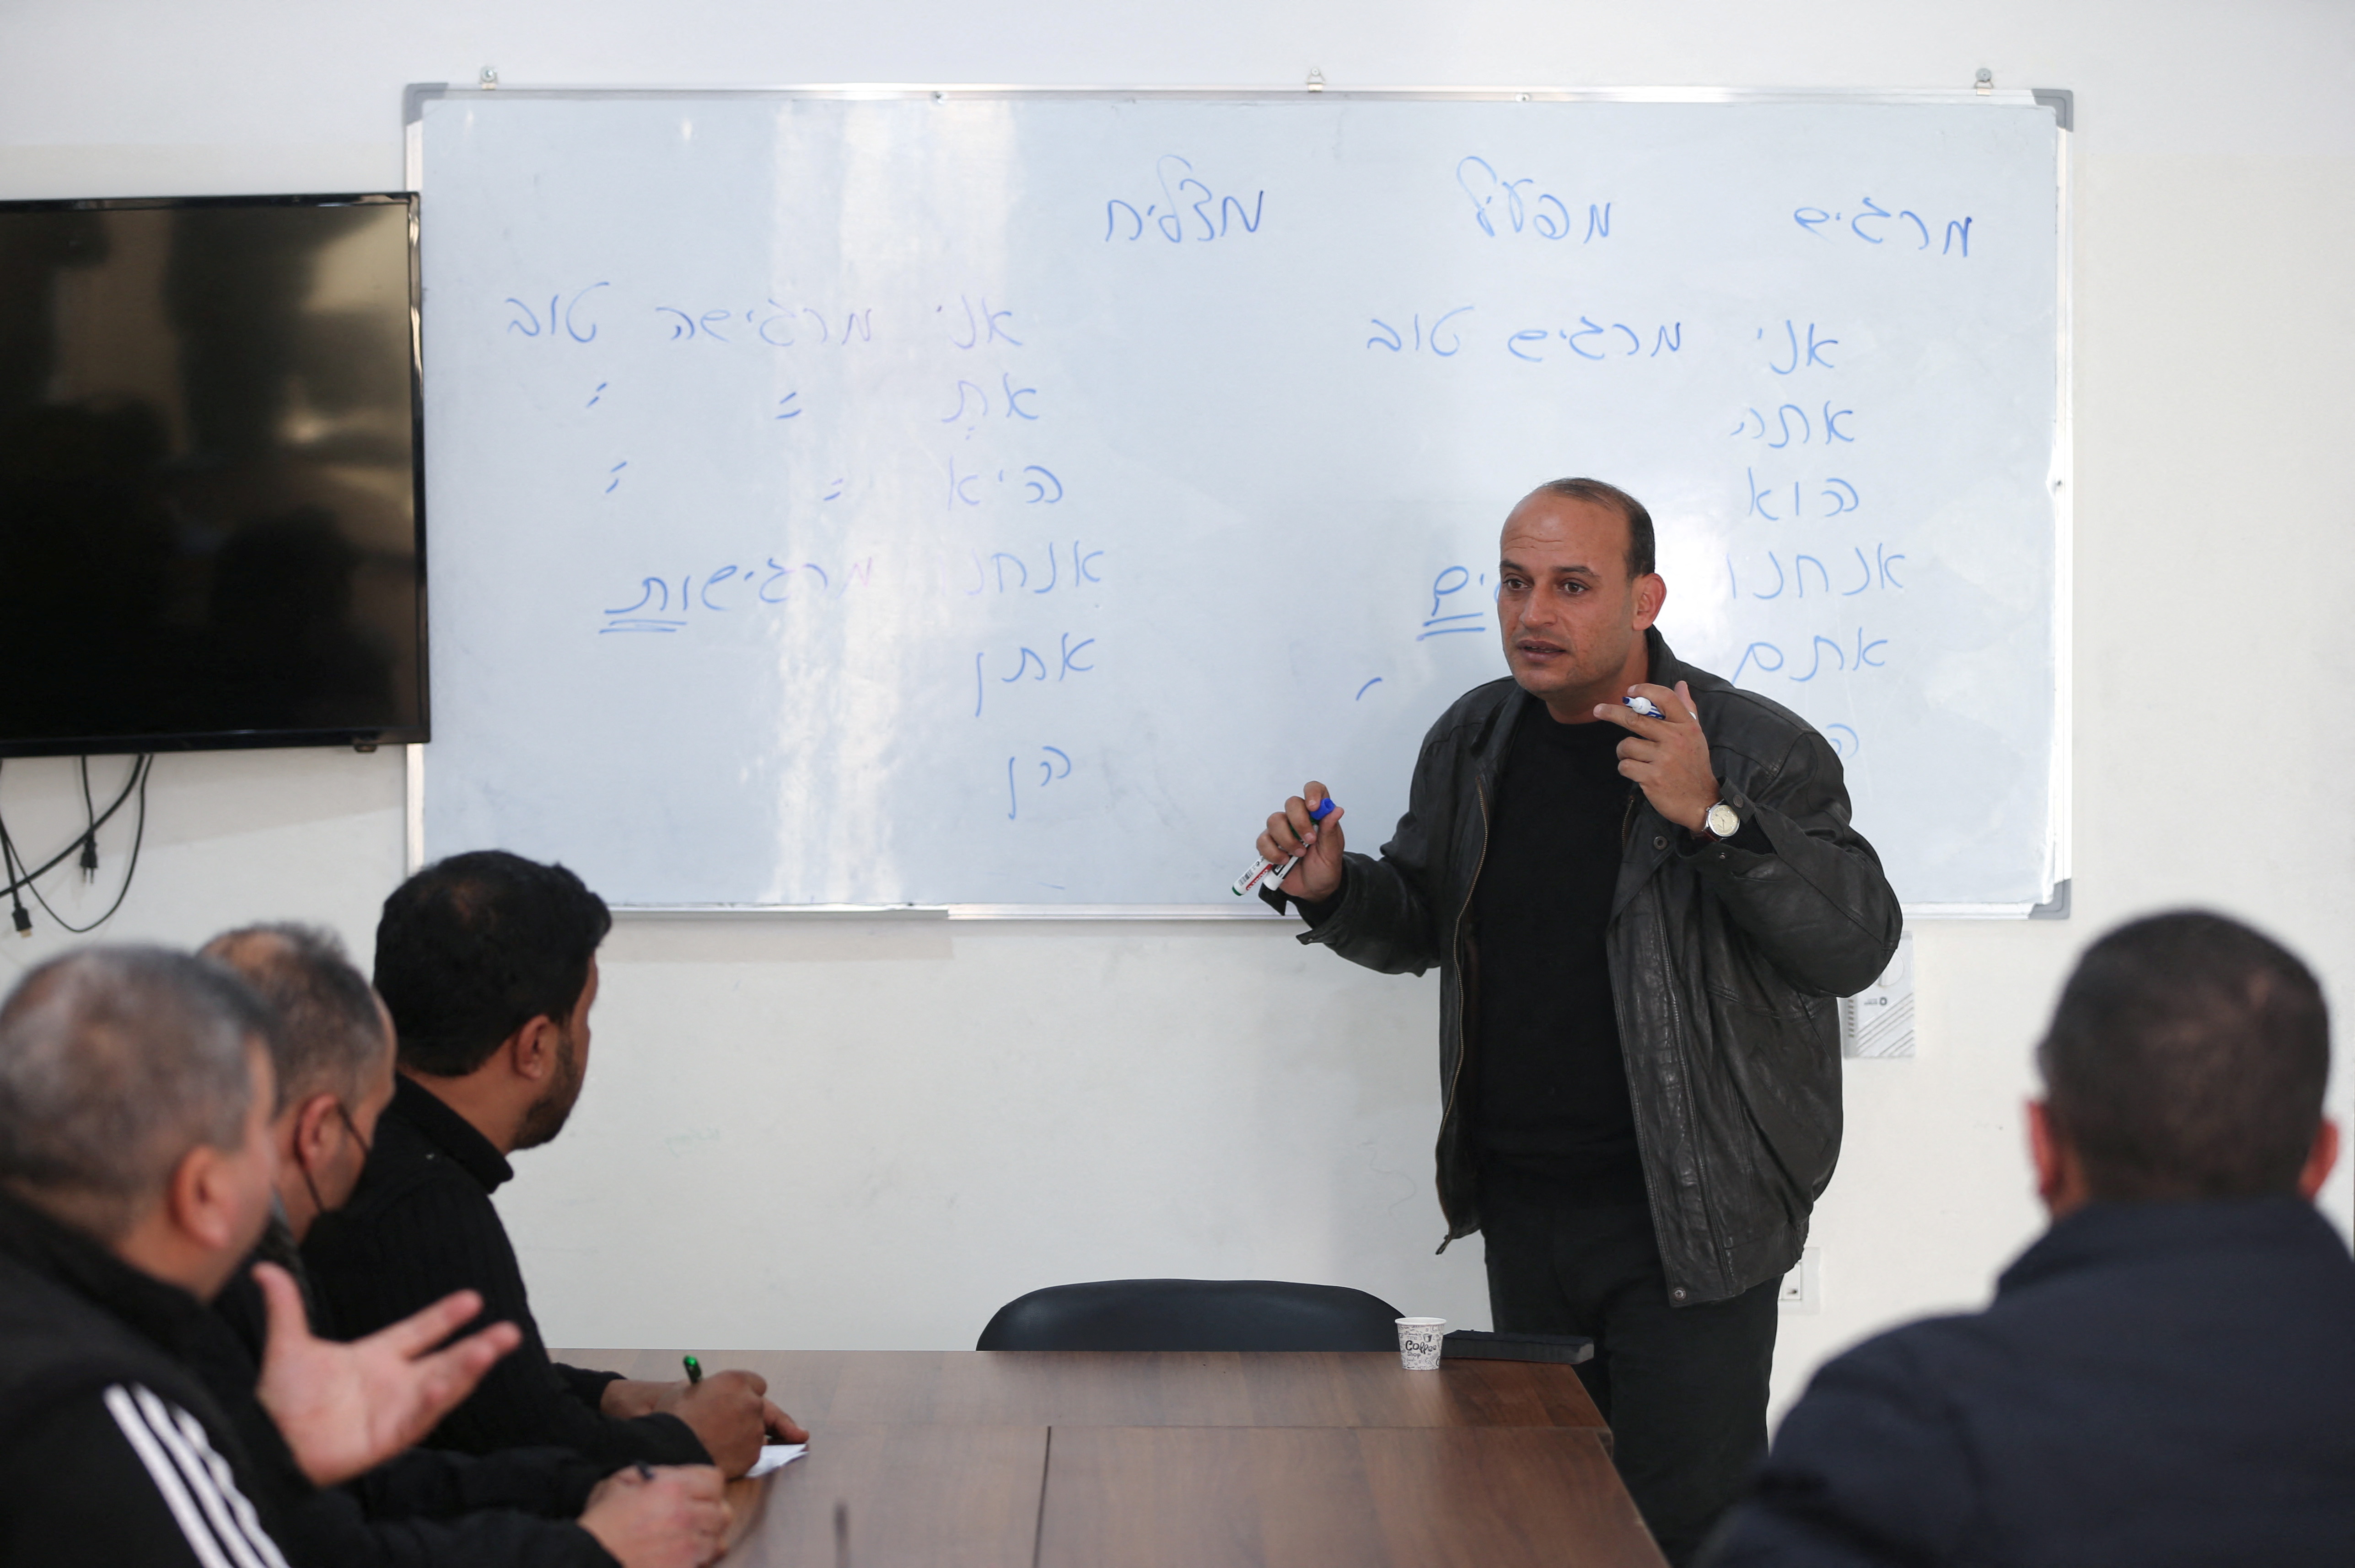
[1434,770,1491,1252]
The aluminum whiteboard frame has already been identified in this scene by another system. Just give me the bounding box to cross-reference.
[400,82,2074,921]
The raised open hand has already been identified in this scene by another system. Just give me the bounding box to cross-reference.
[253,1262,522,1485]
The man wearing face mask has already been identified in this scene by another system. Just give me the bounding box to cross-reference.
[304,851,807,1477]
[205,923,733,1568]
[202,924,398,1344]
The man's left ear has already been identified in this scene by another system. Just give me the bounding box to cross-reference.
[509,1015,561,1084]
[2298,1118,2340,1200]
[1634,573,1666,629]
[171,1145,248,1252]
[293,1093,342,1168]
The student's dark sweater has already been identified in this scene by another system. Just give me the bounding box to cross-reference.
[1707,1197,2355,1568]
[303,1076,707,1467]
[208,1227,619,1568]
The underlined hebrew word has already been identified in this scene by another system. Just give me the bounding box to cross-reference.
[1794,199,1973,256]
[1418,566,1491,640]
[972,634,1098,715]
[1105,155,1266,242]
[1454,157,1611,242]
[598,556,871,634]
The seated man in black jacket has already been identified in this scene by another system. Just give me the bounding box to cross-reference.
[0,945,558,1564]
[207,922,726,1568]
[305,850,804,1475]
[1706,910,2353,1567]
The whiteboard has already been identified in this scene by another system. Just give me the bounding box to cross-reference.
[409,89,2066,912]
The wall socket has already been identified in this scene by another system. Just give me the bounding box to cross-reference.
[1777,1247,1820,1313]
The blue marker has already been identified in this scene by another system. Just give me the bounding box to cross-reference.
[1233,796,1339,896]
[1624,695,1667,719]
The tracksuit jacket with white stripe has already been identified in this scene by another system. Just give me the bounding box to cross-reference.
[0,1191,618,1566]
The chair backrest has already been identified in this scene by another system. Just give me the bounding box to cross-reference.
[975,1278,1404,1352]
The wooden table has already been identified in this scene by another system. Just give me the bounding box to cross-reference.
[559,1350,1663,1567]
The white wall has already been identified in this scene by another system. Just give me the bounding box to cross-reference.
[3,0,2350,1423]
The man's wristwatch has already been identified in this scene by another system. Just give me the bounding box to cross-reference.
[1702,799,1742,841]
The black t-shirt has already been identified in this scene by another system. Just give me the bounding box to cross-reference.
[1470,706,1647,1199]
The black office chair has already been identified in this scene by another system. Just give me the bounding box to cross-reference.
[975,1278,1404,1352]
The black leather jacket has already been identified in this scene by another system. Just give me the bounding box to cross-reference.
[1271,629,1901,1305]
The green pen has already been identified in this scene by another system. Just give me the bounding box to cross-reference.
[683,1354,702,1385]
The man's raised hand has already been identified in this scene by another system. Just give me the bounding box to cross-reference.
[1594,679,1720,832]
[253,1262,521,1486]
[1258,782,1347,902]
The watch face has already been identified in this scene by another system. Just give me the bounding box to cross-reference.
[1708,803,1741,837]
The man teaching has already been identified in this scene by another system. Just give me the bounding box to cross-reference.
[1252,478,1902,1564]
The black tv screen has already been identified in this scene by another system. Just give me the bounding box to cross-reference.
[0,193,425,757]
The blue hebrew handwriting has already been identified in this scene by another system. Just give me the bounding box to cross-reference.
[597,556,871,634]
[957,542,1107,597]
[1724,544,1904,601]
[1367,307,1475,355]
[1417,566,1491,641]
[972,635,1099,716]
[1104,155,1266,242]
[1743,470,1861,521]
[1004,746,1075,821]
[1453,157,1610,242]
[1794,200,1973,256]
[947,461,1065,511]
[504,283,609,343]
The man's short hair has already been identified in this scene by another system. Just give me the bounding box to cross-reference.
[1530,477,1656,579]
[375,850,612,1079]
[2037,911,2330,1201]
[0,946,275,1239]
[202,924,387,1111]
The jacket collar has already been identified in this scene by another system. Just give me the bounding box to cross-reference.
[1997,1195,2342,1297]
[389,1072,515,1193]
[0,1187,218,1362]
[1474,625,1693,759]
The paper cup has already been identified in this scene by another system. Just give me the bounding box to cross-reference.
[1395,1316,1447,1370]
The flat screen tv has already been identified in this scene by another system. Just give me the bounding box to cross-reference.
[0,193,425,757]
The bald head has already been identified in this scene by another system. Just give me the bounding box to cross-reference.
[203,924,391,1112]
[0,946,275,1240]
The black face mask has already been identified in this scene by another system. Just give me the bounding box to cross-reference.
[296,1099,373,1220]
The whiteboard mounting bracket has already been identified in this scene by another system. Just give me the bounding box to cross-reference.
[1305,69,1325,93]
